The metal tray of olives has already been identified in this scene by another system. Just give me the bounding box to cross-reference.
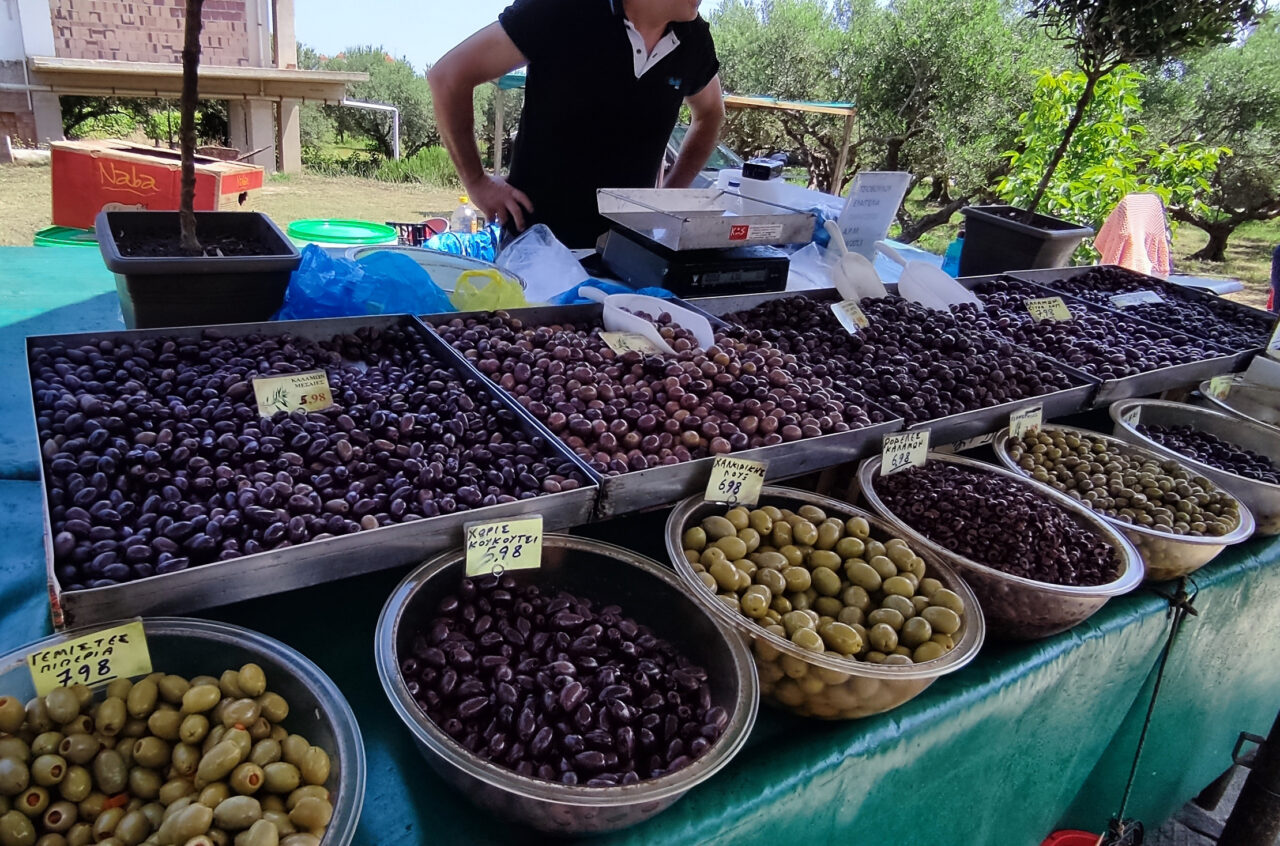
[954,273,1245,406]
[857,452,1145,639]
[1011,265,1273,361]
[1110,398,1280,536]
[1197,375,1280,432]
[421,303,905,520]
[25,314,601,628]
[686,288,1101,447]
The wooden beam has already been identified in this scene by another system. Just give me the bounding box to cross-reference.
[831,112,855,194]
[723,93,856,117]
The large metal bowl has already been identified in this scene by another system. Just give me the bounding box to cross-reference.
[1198,376,1280,431]
[1111,399,1280,536]
[992,424,1255,581]
[665,487,985,718]
[0,617,366,845]
[858,453,1144,639]
[374,534,759,835]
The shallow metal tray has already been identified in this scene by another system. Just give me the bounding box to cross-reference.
[596,188,815,250]
[421,304,903,519]
[1010,265,1271,363]
[686,289,1100,446]
[956,273,1244,406]
[26,314,600,628]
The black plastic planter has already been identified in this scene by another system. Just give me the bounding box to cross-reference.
[958,204,1094,277]
[95,210,301,329]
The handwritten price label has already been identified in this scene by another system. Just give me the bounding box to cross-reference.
[253,370,334,418]
[1009,404,1043,440]
[28,620,152,696]
[465,516,543,577]
[881,429,930,476]
[1109,290,1165,308]
[1025,297,1073,323]
[830,300,871,334]
[1206,375,1233,401]
[704,456,767,506]
[1119,405,1142,427]
[600,332,661,355]
[1267,320,1280,360]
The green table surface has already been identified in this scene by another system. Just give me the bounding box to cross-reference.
[2,245,1279,844]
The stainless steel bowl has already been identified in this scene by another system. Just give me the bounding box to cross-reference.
[665,487,985,718]
[374,534,759,835]
[858,453,1144,639]
[1111,399,1280,536]
[992,424,1255,581]
[0,617,366,845]
[1198,376,1280,431]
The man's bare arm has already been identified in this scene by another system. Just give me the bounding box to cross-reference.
[663,75,725,189]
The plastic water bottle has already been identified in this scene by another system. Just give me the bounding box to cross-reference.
[941,234,964,277]
[450,196,485,235]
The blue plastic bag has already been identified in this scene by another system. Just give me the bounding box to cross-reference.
[423,224,502,262]
[548,278,677,305]
[274,245,455,320]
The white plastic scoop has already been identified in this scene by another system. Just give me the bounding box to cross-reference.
[875,240,980,311]
[580,287,717,352]
[824,220,887,300]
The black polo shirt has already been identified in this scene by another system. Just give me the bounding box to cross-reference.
[499,0,719,248]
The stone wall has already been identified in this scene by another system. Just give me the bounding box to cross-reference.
[0,59,35,144]
[50,0,250,66]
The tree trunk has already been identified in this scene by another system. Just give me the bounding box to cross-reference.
[897,197,970,244]
[179,0,205,255]
[1025,70,1102,218]
[1189,222,1236,262]
[924,176,951,204]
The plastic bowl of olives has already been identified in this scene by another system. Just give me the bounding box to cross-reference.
[665,487,985,719]
[374,534,759,835]
[994,424,1255,581]
[1111,399,1280,537]
[0,617,365,845]
[858,453,1143,639]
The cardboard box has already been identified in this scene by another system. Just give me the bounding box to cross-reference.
[51,139,264,230]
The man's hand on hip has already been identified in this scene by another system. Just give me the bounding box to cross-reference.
[468,175,533,231]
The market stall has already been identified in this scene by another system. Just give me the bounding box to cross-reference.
[2,239,1280,845]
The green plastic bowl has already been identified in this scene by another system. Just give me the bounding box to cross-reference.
[34,226,98,247]
[287,218,399,248]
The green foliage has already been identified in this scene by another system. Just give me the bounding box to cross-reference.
[374,146,460,187]
[998,66,1225,258]
[321,46,436,159]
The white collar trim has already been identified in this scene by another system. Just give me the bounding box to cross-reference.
[623,18,680,78]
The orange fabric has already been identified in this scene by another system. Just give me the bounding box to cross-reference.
[1094,193,1171,278]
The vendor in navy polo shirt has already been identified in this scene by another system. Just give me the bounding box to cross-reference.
[429,0,725,248]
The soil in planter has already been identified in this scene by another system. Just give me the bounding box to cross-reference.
[115,229,280,257]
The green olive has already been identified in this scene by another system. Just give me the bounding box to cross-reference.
[0,810,36,846]
[198,782,231,808]
[807,550,842,572]
[194,741,244,789]
[24,700,52,734]
[124,680,158,721]
[930,588,966,616]
[739,588,771,619]
[94,698,126,738]
[42,690,80,728]
[171,743,201,778]
[844,560,881,592]
[237,819,280,846]
[56,768,90,804]
[754,567,786,596]
[158,779,195,807]
[131,737,170,771]
[213,795,262,831]
[682,526,707,550]
[737,528,761,554]
[218,671,246,701]
[814,521,842,550]
[922,606,962,635]
[781,566,811,593]
[810,566,842,597]
[178,715,209,746]
[770,521,793,548]
[247,741,281,770]
[284,786,328,813]
[834,536,865,560]
[867,608,905,630]
[845,516,870,538]
[224,728,252,760]
[65,822,91,846]
[777,545,804,567]
[700,515,736,540]
[0,741,28,763]
[17,787,48,818]
[155,802,212,844]
[30,756,66,788]
[91,750,127,796]
[880,594,916,620]
[279,834,320,846]
[56,736,98,769]
[112,809,151,846]
[869,623,898,653]
[836,606,865,627]
[0,761,30,798]
[791,520,819,547]
[261,764,300,795]
[41,801,76,833]
[818,622,863,655]
[181,686,221,717]
[220,701,261,731]
[126,767,160,801]
[229,763,265,795]
[882,575,915,598]
[813,596,843,618]
[900,616,933,647]
[147,709,182,743]
[708,560,738,592]
[156,676,190,706]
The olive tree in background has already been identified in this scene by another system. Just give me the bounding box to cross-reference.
[1020,0,1260,218]
[322,48,437,159]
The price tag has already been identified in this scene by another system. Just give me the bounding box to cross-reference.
[880,429,930,476]
[28,620,152,696]
[465,516,543,577]
[830,299,871,334]
[1009,404,1043,440]
[1206,375,1233,400]
[253,370,334,418]
[1267,320,1280,360]
[704,456,767,506]
[1120,405,1142,426]
[1109,290,1165,308]
[600,331,660,355]
[1025,297,1073,323]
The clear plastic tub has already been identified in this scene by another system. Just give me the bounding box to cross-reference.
[664,487,985,718]
[1110,399,1280,536]
[374,535,759,835]
[858,453,1144,639]
[991,424,1255,582]
[0,617,366,845]
[1198,376,1280,431]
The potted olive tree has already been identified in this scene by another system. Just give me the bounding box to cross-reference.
[94,0,300,329]
[960,0,1260,275]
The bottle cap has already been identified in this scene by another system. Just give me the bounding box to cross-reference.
[459,195,469,204]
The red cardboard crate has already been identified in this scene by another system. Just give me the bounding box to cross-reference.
[51,140,264,230]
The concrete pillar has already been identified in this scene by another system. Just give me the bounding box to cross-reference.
[277,99,301,172]
[31,91,63,144]
[228,100,276,173]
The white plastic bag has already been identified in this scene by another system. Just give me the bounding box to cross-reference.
[786,242,837,291]
[496,224,590,304]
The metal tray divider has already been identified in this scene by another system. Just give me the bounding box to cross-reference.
[26,314,600,627]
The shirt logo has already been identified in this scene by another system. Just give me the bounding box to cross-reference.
[667,76,682,89]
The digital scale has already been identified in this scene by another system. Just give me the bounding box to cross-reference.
[594,187,814,298]
[598,226,790,297]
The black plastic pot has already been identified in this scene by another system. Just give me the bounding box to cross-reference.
[958,204,1094,276]
[95,210,301,328]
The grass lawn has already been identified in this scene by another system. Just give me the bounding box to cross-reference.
[0,160,459,247]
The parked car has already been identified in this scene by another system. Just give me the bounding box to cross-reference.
[665,124,744,187]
